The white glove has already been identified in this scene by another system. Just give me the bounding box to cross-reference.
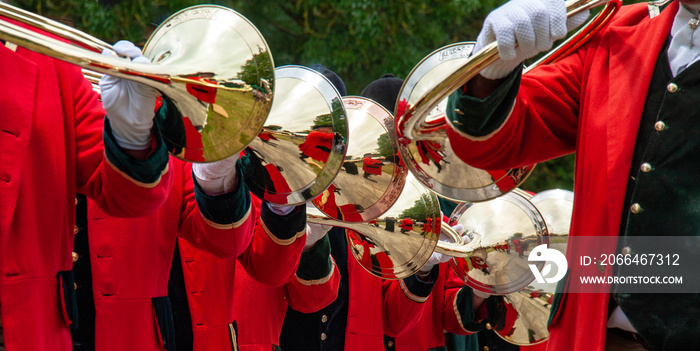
[419,251,452,274]
[473,0,589,79]
[472,289,492,299]
[305,223,332,251]
[99,40,159,150]
[267,203,296,216]
[419,223,464,273]
[193,154,240,196]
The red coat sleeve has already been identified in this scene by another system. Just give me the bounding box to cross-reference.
[176,159,255,259]
[237,196,306,287]
[70,58,173,219]
[285,257,340,313]
[443,263,485,335]
[382,278,431,336]
[446,43,584,172]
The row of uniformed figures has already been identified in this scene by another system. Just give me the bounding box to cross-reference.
[64,65,516,351]
[7,0,700,349]
[0,19,509,350]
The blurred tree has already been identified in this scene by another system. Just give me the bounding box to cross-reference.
[376,133,393,158]
[230,0,503,94]
[311,97,347,137]
[399,193,431,221]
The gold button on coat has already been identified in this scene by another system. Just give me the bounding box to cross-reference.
[388,340,394,348]
[654,121,666,131]
[640,163,652,172]
[621,246,632,255]
[321,315,328,323]
[321,333,327,341]
[74,225,79,235]
[667,83,678,93]
[630,203,642,214]
[72,252,79,262]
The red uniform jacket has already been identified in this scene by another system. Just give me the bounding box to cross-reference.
[389,263,483,351]
[445,3,678,350]
[362,157,384,175]
[0,35,172,350]
[178,197,320,351]
[86,158,253,351]
[232,244,340,351]
[298,131,333,163]
[345,246,431,350]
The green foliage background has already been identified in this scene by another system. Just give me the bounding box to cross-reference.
[8,0,646,193]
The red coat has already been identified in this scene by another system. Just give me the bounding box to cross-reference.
[390,263,483,350]
[278,229,433,350]
[177,197,318,351]
[445,3,677,350]
[232,248,340,350]
[86,158,253,351]
[0,38,172,350]
[345,246,430,350]
[362,157,384,175]
[298,131,333,163]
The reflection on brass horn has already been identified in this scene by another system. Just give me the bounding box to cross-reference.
[307,173,442,279]
[0,3,274,162]
[480,189,574,346]
[312,96,406,222]
[308,172,464,279]
[395,0,621,202]
[301,96,463,279]
[443,190,549,295]
[240,65,348,206]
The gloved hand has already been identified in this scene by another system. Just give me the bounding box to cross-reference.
[419,251,452,274]
[472,289,492,299]
[193,154,240,196]
[473,0,589,79]
[267,203,296,216]
[305,223,332,251]
[99,40,159,150]
[419,223,465,273]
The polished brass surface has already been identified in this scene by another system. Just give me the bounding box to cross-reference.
[442,191,548,295]
[313,96,406,221]
[308,173,440,279]
[396,42,533,202]
[303,96,440,279]
[529,189,573,238]
[486,289,551,345]
[0,3,274,162]
[485,189,573,346]
[240,65,347,205]
[395,0,620,201]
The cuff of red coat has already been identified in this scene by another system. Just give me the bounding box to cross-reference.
[455,286,486,333]
[400,267,438,302]
[103,118,169,184]
[446,67,522,138]
[296,235,333,281]
[193,164,252,226]
[261,202,306,241]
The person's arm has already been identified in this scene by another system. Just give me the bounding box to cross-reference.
[445,0,589,164]
[285,233,341,313]
[237,197,307,287]
[176,158,255,259]
[382,267,438,336]
[72,56,171,218]
[442,263,490,335]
